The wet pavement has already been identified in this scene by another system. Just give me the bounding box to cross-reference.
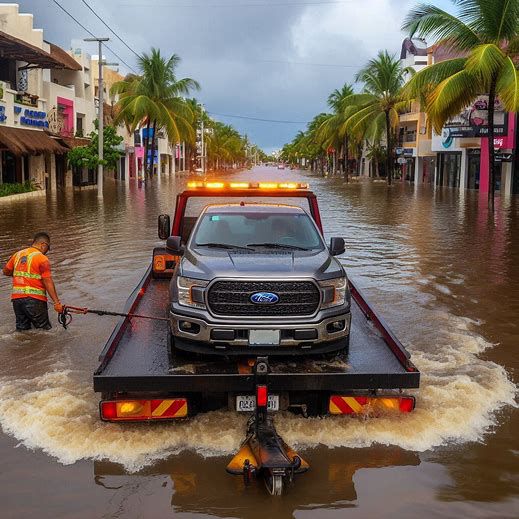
[0,167,517,518]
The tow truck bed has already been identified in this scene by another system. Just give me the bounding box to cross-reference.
[94,268,419,394]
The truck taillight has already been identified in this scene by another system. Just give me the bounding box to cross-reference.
[329,395,415,415]
[256,385,268,407]
[100,398,188,421]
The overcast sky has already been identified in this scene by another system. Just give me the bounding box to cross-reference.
[15,0,452,152]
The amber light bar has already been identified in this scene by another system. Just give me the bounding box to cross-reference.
[329,395,415,415]
[100,398,188,421]
[187,181,309,190]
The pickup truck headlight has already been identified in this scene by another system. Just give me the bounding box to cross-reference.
[177,276,209,309]
[319,277,348,309]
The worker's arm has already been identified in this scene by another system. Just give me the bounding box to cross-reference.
[42,277,62,311]
[3,255,14,276]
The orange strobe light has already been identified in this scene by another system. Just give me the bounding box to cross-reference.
[186,181,310,190]
[329,395,415,415]
[100,398,188,421]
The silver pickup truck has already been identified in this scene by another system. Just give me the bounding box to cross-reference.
[166,202,350,356]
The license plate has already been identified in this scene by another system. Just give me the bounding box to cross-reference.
[236,395,279,412]
[249,329,280,346]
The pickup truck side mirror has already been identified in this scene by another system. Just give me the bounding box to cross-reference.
[329,237,345,256]
[158,214,171,240]
[166,235,182,254]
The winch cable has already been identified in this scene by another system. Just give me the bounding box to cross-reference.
[57,305,169,330]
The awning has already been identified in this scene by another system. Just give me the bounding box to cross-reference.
[58,136,91,149]
[48,43,82,71]
[0,126,68,155]
[0,31,81,70]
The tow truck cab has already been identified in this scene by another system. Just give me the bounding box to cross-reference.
[159,183,350,357]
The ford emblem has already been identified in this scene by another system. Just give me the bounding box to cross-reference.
[250,292,279,304]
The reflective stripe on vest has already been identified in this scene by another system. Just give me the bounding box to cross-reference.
[12,286,47,296]
[13,270,42,279]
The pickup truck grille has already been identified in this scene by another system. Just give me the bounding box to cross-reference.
[207,280,320,316]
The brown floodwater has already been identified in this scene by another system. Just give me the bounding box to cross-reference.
[0,167,517,518]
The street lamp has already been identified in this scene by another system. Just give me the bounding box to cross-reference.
[84,37,109,198]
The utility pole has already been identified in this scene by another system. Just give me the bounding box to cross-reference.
[201,117,205,176]
[85,37,109,197]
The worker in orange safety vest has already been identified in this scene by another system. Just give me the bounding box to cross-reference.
[3,232,63,331]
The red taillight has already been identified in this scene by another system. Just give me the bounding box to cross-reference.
[329,395,415,415]
[100,401,117,419]
[256,385,268,407]
[399,397,415,412]
[100,398,188,421]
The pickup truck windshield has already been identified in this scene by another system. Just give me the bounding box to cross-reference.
[193,212,324,251]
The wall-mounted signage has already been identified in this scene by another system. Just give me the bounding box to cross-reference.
[14,106,49,128]
[444,95,508,137]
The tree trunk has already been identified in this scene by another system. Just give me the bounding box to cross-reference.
[149,120,157,177]
[385,110,392,186]
[142,119,151,180]
[488,80,496,207]
[344,135,350,183]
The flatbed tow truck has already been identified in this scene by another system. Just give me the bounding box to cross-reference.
[91,181,420,495]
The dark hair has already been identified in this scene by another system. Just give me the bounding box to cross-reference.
[33,232,50,244]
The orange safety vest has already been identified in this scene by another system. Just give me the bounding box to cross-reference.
[11,247,47,301]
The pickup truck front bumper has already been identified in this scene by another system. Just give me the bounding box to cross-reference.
[169,305,351,356]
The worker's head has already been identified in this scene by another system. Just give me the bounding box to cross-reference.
[32,232,51,255]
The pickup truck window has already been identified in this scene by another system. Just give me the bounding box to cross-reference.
[192,212,324,251]
[181,197,312,243]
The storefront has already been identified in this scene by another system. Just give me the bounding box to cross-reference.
[0,126,67,187]
[467,149,480,190]
[436,151,462,188]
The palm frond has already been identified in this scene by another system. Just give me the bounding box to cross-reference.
[425,69,481,132]
[465,43,506,89]
[401,3,481,50]
[496,55,519,112]
[403,58,467,102]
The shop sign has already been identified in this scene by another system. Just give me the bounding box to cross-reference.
[444,95,508,137]
[15,106,49,128]
[495,153,513,163]
[0,105,6,123]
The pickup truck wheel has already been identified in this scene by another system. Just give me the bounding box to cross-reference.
[322,334,350,361]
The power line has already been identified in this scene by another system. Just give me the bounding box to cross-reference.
[80,0,141,60]
[208,112,309,124]
[121,1,355,6]
[50,0,137,73]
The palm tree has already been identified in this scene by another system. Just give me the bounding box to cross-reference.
[344,51,411,185]
[317,83,355,180]
[402,0,519,204]
[112,48,199,178]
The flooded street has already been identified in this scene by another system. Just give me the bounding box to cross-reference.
[0,167,517,518]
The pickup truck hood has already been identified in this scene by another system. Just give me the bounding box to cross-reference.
[180,249,344,280]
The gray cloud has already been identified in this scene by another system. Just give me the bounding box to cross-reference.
[16,0,423,152]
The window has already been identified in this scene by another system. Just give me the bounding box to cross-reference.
[192,211,324,251]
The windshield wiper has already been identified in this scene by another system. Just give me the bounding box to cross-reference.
[247,242,310,251]
[196,242,253,251]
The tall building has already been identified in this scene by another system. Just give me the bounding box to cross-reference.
[0,4,96,190]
